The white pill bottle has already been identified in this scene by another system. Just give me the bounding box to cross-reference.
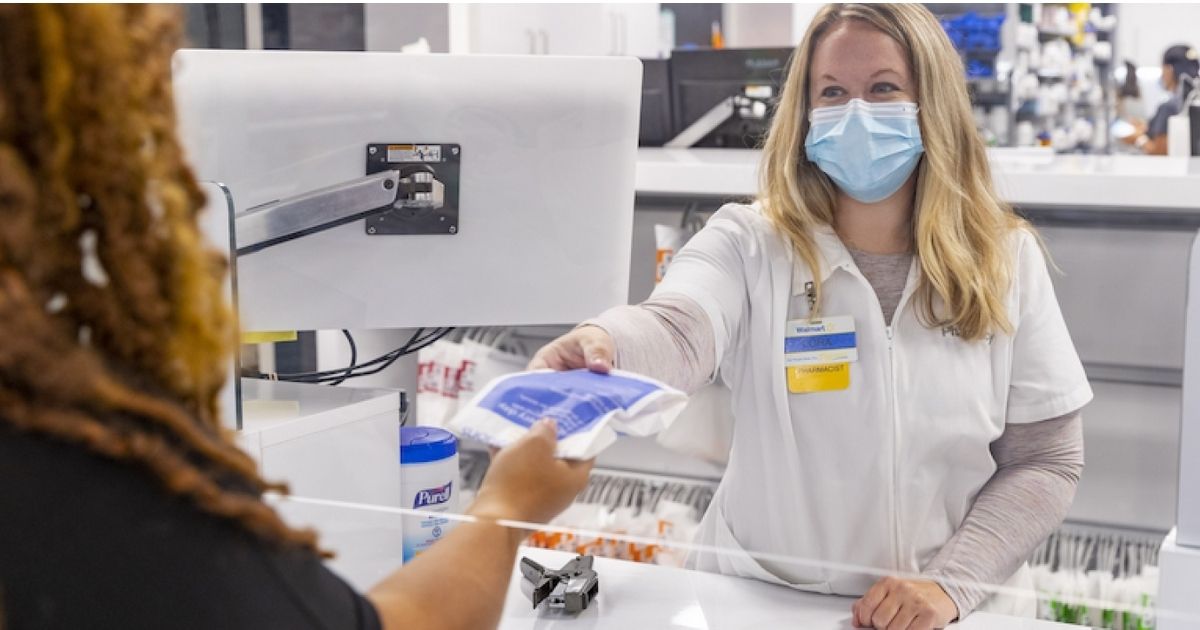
[399,427,461,562]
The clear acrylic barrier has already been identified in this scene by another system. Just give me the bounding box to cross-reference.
[269,477,1194,630]
[195,181,241,431]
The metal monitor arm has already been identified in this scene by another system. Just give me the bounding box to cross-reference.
[664,94,772,149]
[234,168,443,256]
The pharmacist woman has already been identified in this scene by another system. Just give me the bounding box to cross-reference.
[532,4,1089,630]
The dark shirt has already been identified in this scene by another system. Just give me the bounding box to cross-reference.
[0,423,382,630]
[1147,93,1183,139]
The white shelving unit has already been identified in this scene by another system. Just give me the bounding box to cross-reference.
[1011,2,1118,153]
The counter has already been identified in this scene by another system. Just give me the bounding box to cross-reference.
[501,548,1074,630]
[274,500,1076,630]
[635,148,1200,211]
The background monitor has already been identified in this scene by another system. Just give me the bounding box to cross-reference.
[173,50,641,332]
[639,58,672,147]
[669,47,794,148]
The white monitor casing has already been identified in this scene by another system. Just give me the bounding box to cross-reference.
[173,50,640,332]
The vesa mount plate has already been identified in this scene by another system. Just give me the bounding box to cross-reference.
[364,143,461,236]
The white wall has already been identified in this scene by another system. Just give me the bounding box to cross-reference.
[1117,3,1200,69]
[723,3,795,48]
[448,3,471,54]
[365,3,450,53]
[792,2,824,45]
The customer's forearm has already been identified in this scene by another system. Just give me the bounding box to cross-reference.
[923,412,1084,617]
[367,511,523,630]
[583,293,715,393]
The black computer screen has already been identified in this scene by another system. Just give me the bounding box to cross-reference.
[669,48,795,148]
[639,58,672,147]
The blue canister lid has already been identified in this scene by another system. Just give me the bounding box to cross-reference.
[400,427,458,464]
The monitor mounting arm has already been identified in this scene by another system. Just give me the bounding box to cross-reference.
[664,94,771,149]
[234,167,444,256]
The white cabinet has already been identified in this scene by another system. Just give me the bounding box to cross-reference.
[468,5,553,55]
[469,4,604,55]
[607,3,663,58]
[543,5,607,56]
[468,3,662,58]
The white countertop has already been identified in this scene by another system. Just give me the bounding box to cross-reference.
[636,148,1200,211]
[501,548,1075,630]
[279,496,1079,630]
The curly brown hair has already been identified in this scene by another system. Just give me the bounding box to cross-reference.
[0,4,323,556]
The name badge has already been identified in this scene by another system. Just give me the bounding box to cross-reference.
[787,363,850,393]
[784,316,858,365]
[785,316,855,394]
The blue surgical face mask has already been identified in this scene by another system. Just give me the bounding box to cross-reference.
[803,99,924,204]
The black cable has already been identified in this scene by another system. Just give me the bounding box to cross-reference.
[268,326,432,381]
[262,327,454,385]
[297,328,451,384]
[280,328,428,380]
[326,330,357,386]
[296,327,445,382]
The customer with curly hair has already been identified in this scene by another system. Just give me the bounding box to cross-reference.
[0,5,590,629]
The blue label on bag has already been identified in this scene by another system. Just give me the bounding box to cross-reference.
[477,369,660,438]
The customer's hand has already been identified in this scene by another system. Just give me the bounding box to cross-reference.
[468,418,593,527]
[851,577,957,630]
[528,325,614,373]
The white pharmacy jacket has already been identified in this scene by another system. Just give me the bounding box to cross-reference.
[657,203,1093,610]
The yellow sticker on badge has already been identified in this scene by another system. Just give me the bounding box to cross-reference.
[787,363,850,393]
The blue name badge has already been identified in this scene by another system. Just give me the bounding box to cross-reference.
[784,316,858,365]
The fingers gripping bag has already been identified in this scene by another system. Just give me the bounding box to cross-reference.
[449,369,688,459]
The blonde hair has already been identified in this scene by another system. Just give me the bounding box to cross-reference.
[760,3,1027,340]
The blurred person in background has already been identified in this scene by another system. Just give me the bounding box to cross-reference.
[1125,44,1199,154]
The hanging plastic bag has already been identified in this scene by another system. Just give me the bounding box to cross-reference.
[415,340,446,426]
[417,336,463,428]
[438,338,467,421]
[449,368,688,459]
[457,332,529,405]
